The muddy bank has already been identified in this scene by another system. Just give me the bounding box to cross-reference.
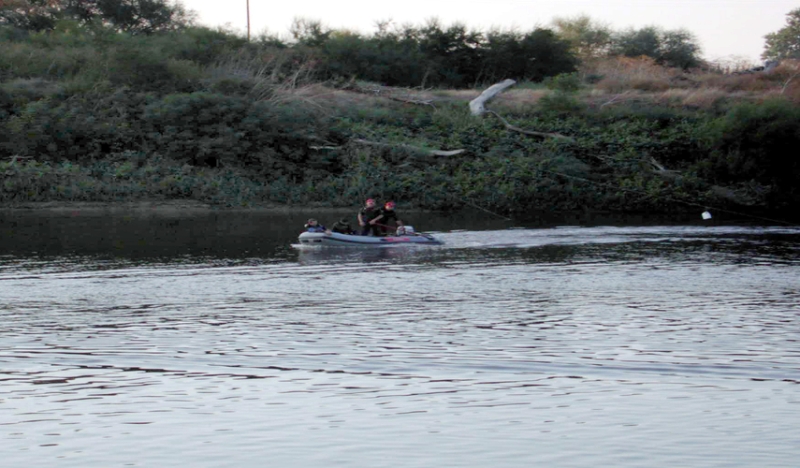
[0,200,364,214]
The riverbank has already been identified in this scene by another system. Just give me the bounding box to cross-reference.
[0,200,214,212]
[0,200,368,215]
[2,24,799,215]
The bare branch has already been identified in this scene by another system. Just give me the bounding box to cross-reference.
[486,111,574,141]
[352,139,466,156]
[781,63,800,95]
[599,91,633,108]
[343,82,437,108]
[469,79,516,116]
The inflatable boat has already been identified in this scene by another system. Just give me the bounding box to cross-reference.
[298,230,443,247]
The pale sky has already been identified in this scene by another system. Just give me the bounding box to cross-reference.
[183,0,798,64]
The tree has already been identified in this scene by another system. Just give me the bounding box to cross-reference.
[658,29,702,69]
[0,0,62,31]
[65,0,194,34]
[551,14,613,60]
[763,8,800,60]
[416,19,483,87]
[612,26,701,69]
[482,27,577,83]
[0,0,194,34]
[518,29,578,81]
[613,26,660,59]
[289,18,331,47]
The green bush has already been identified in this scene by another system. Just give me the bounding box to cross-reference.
[544,72,582,92]
[699,99,800,206]
[538,91,586,115]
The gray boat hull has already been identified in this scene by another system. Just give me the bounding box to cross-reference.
[298,231,443,247]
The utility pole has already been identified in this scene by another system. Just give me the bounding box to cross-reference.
[246,0,251,41]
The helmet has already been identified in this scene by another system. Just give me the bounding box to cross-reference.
[366,198,376,205]
[385,201,396,209]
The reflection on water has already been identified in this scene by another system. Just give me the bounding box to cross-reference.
[1,209,799,468]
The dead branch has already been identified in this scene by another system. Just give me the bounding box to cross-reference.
[648,156,668,172]
[310,139,465,156]
[648,157,682,180]
[344,82,437,108]
[352,139,466,156]
[648,157,756,205]
[469,79,516,116]
[599,91,634,108]
[486,111,574,141]
[781,63,800,95]
[386,96,436,108]
[309,145,340,151]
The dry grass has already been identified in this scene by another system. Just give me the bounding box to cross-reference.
[488,89,549,113]
[576,57,800,109]
[245,56,800,115]
[696,73,776,92]
[668,88,729,109]
[584,57,687,92]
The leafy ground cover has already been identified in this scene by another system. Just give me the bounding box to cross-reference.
[1,22,799,219]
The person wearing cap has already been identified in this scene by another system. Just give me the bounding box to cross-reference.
[331,217,354,235]
[304,218,327,233]
[371,201,404,236]
[358,198,382,236]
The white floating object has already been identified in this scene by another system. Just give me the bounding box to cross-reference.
[702,211,712,220]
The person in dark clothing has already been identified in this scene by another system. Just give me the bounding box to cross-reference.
[331,218,354,235]
[358,198,382,236]
[304,218,327,232]
[372,201,404,235]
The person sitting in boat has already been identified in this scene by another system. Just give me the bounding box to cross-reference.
[358,198,382,236]
[304,218,327,233]
[331,218,354,235]
[370,201,404,236]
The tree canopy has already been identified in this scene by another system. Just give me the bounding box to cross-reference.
[551,14,613,60]
[290,18,578,87]
[0,0,194,34]
[763,8,800,60]
[611,26,701,69]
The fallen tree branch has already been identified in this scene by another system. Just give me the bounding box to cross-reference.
[648,157,756,205]
[309,145,340,151]
[781,63,800,95]
[387,96,436,108]
[469,79,573,141]
[599,91,634,108]
[425,149,467,156]
[353,139,466,156]
[310,139,466,156]
[469,79,516,116]
[648,156,667,172]
[344,82,437,108]
[487,111,574,141]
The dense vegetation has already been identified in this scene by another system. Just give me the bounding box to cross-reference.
[1,2,799,219]
[763,8,800,60]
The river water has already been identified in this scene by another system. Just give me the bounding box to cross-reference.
[1,208,799,468]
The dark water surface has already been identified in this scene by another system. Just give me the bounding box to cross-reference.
[1,209,799,467]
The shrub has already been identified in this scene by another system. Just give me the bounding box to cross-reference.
[538,91,586,115]
[544,72,582,92]
[0,78,63,105]
[699,99,800,206]
[630,78,670,92]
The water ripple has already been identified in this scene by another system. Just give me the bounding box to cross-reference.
[1,225,799,467]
